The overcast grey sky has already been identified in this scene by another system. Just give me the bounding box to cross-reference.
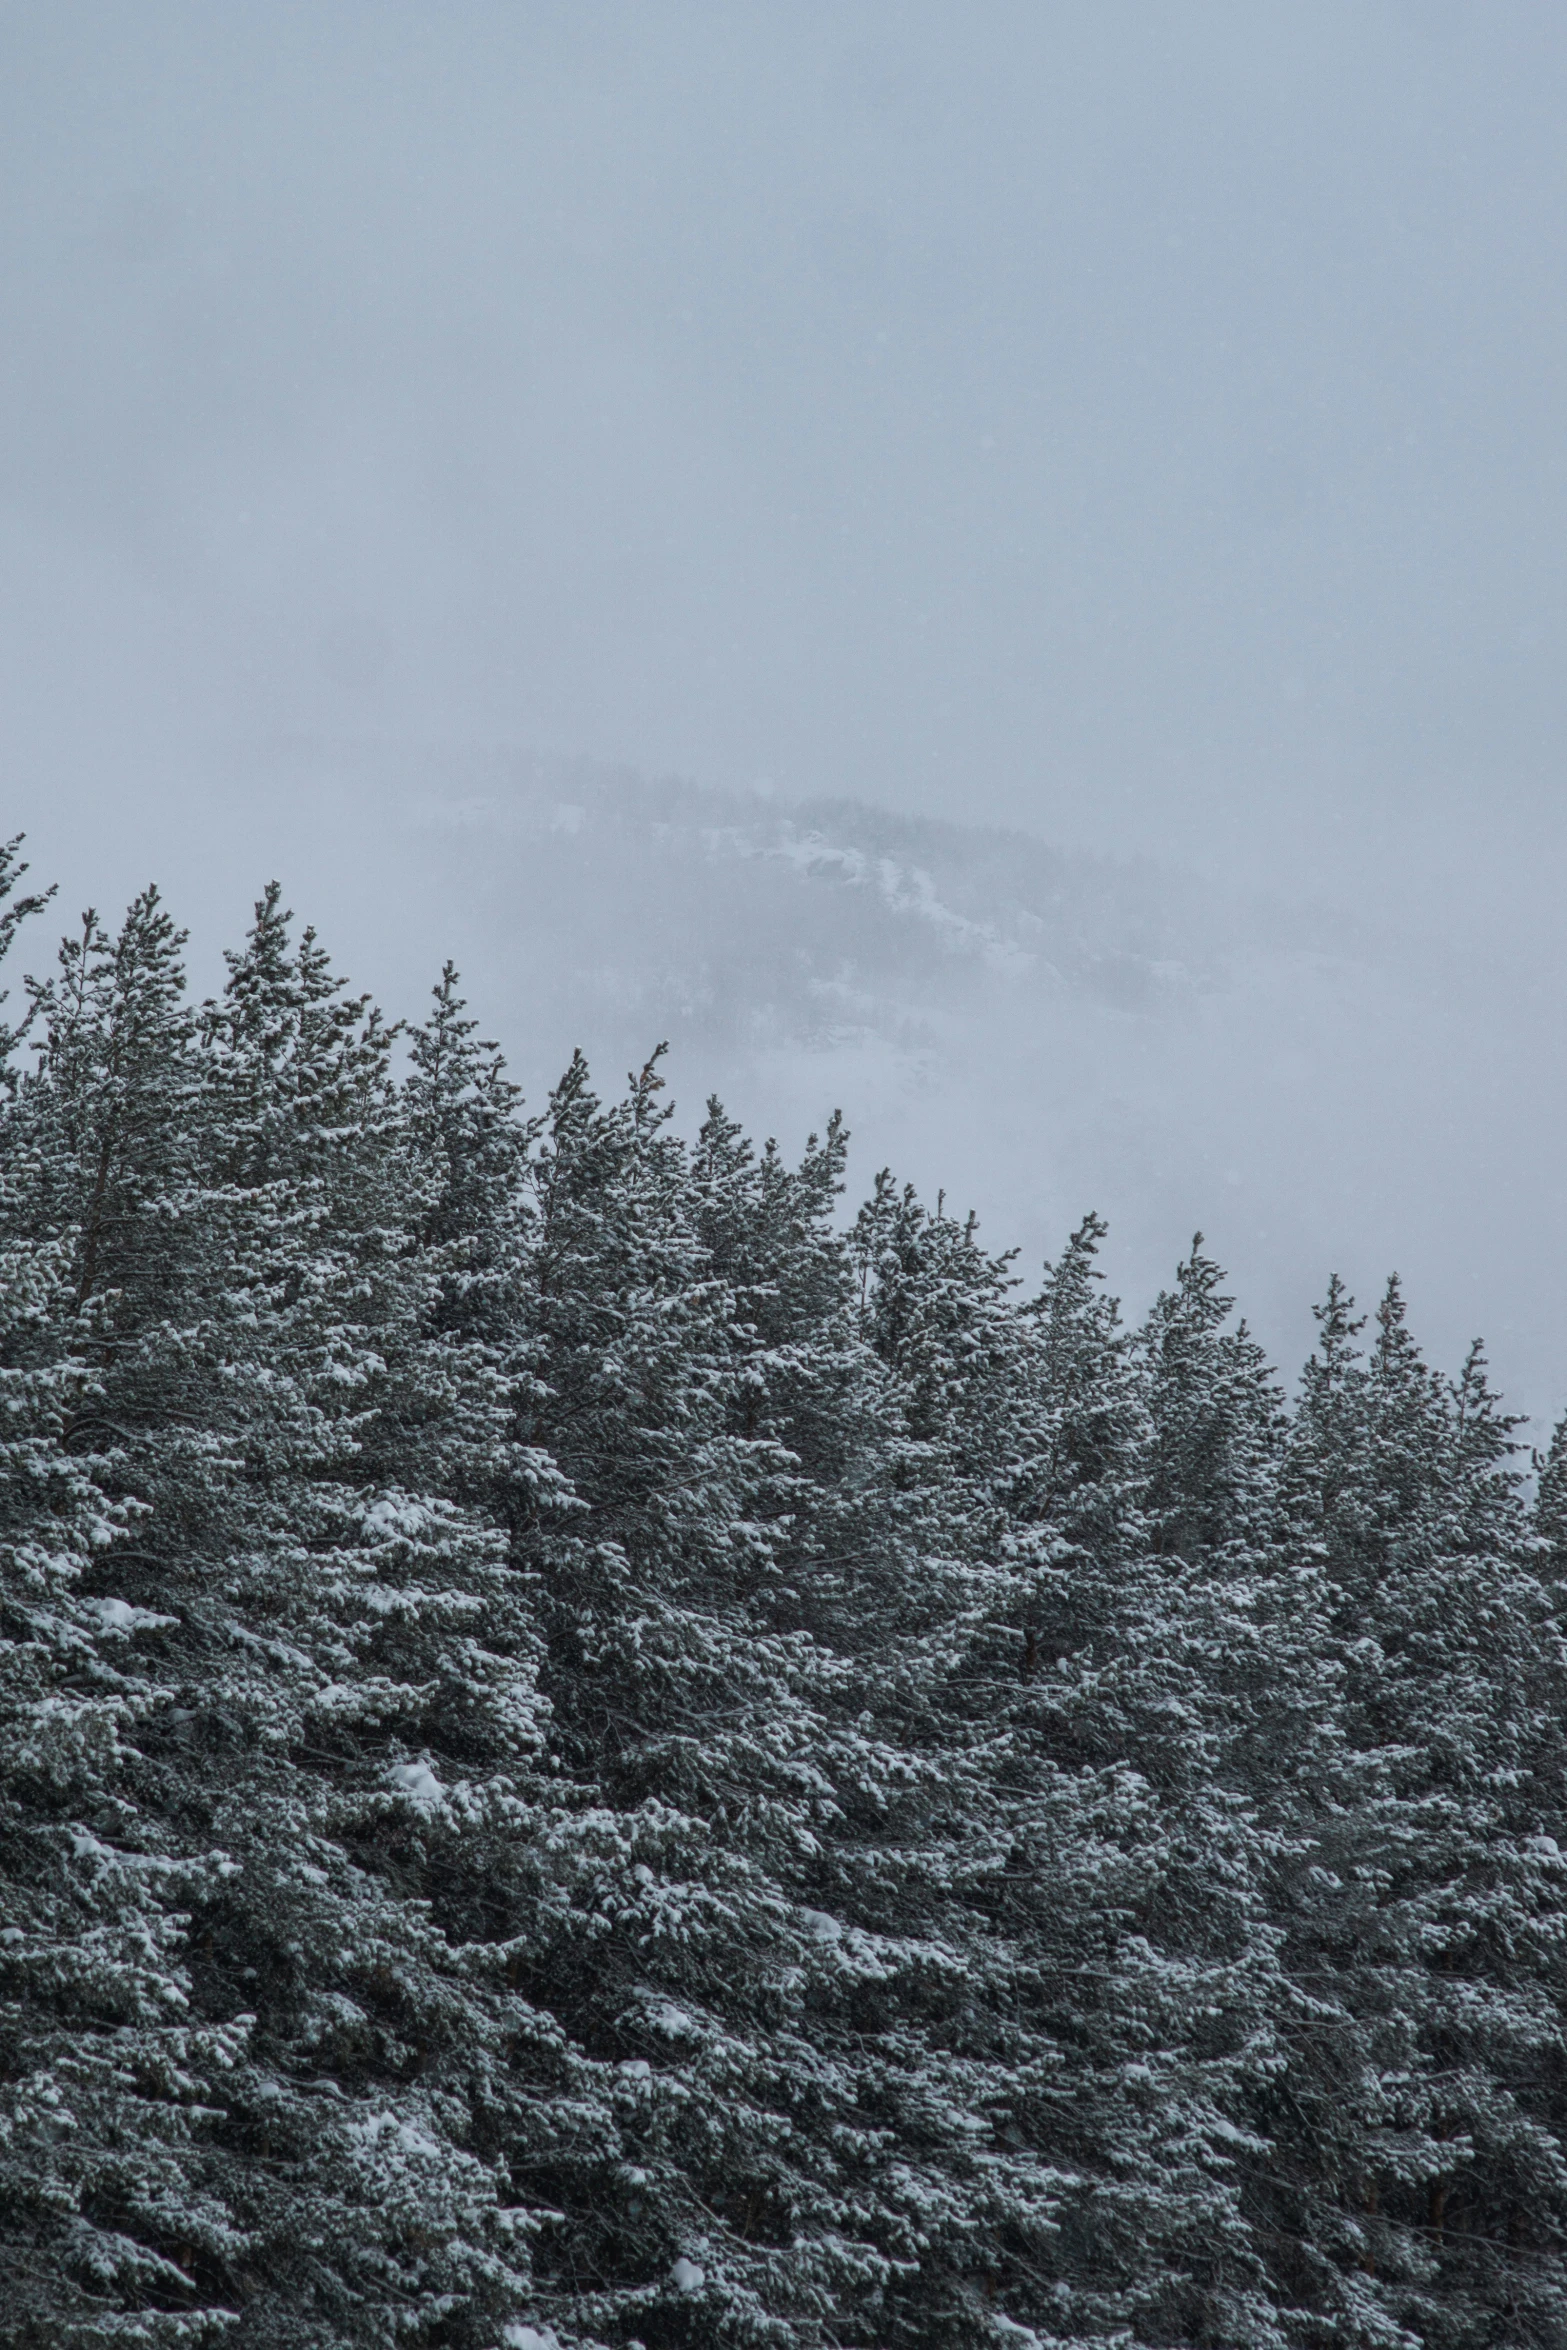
[7,1,1567,1421]
[6,0,1566,927]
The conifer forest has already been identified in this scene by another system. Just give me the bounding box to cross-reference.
[8,834,1567,2350]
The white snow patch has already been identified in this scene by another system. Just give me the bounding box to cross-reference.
[362,1495,436,1541]
[643,1997,699,2039]
[386,1760,444,1811]
[501,2326,562,2350]
[798,1907,843,1942]
[85,1596,176,1634]
[346,2109,445,2161]
[671,2256,706,2293]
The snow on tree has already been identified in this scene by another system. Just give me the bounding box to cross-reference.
[1270,1280,1567,2349]
[5,850,1567,2350]
[1,888,604,2347]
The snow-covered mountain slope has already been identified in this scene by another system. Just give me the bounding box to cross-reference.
[32,738,1567,1427]
[309,741,1344,1051]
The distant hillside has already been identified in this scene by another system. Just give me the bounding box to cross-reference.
[305,740,1363,1059]
[37,736,1567,1427]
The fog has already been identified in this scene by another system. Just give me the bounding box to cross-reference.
[5,5,1566,1419]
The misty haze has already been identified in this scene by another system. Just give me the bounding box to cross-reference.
[6,9,1567,2348]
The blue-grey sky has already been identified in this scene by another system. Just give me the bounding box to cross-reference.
[6,1,1566,919]
[5,3,1567,1415]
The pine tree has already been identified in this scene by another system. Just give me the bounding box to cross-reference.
[16,888,203,1315]
[1273,1280,1567,2350]
[503,1052,909,2345]
[0,835,55,1073]
[0,875,248,2343]
[0,1156,240,2344]
[1139,1234,1290,1571]
[13,845,1567,2350]
[836,1198,1288,2347]
[3,889,608,2346]
[1531,1412,1567,1588]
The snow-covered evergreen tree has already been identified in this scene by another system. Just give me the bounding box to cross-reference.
[2,888,602,2346]
[501,1056,955,2346]
[0,880,248,2343]
[1272,1280,1567,2350]
[0,1175,228,2344]
[8,846,1567,2350]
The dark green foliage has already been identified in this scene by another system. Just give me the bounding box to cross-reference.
[3,856,1567,2350]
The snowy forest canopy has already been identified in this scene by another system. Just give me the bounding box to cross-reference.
[5,837,1567,2350]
